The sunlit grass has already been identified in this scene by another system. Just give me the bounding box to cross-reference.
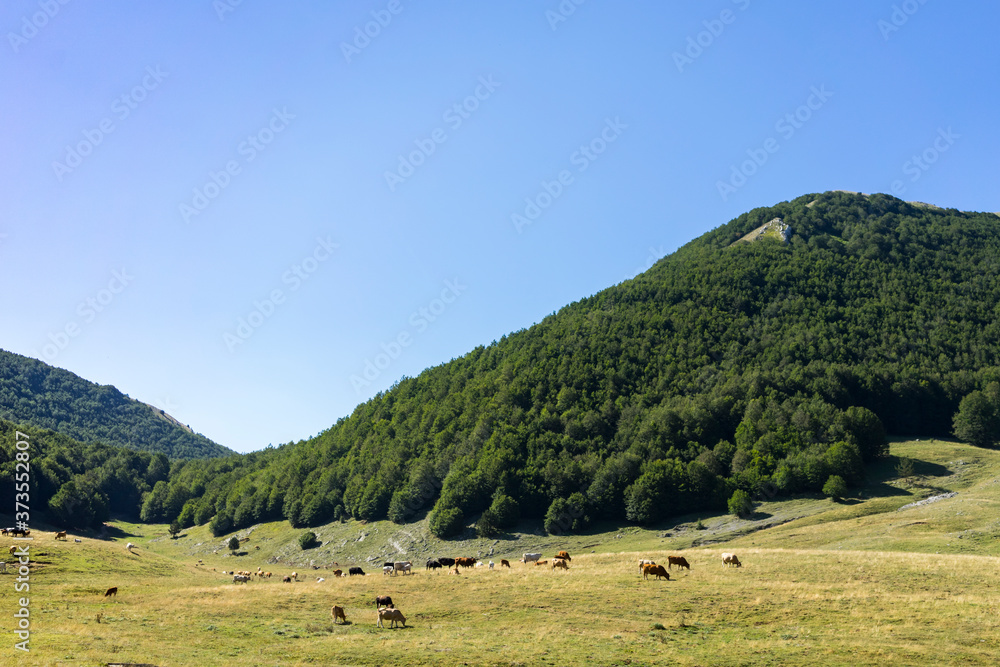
[4,438,1000,665]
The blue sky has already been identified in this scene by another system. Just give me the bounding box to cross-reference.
[2,1,997,453]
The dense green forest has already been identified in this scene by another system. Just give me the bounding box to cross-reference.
[9,192,1000,534]
[0,418,174,527]
[0,350,232,459]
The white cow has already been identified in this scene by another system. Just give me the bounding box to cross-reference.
[383,565,394,576]
[521,552,542,564]
[125,542,136,552]
[489,560,495,570]
[394,561,412,575]
[722,553,742,568]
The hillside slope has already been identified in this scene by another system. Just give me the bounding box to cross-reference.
[0,349,232,458]
[144,191,1000,538]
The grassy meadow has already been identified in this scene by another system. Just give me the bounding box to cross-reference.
[3,438,1000,666]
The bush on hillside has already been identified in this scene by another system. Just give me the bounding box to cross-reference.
[728,489,754,519]
[822,475,848,501]
[298,531,319,550]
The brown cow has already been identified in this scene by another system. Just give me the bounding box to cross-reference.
[104,587,118,597]
[331,605,347,624]
[55,531,67,540]
[377,607,406,628]
[668,556,690,570]
[555,551,571,561]
[500,559,510,568]
[552,558,569,570]
[455,557,477,568]
[643,564,670,581]
[534,560,548,566]
[332,569,342,577]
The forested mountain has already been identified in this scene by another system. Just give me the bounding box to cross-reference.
[38,192,1000,534]
[0,350,232,459]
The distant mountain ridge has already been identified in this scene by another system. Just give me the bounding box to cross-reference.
[0,349,232,458]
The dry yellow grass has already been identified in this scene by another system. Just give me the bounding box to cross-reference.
[3,534,999,666]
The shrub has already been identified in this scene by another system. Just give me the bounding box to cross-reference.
[227,536,240,552]
[298,531,319,550]
[728,489,754,518]
[822,475,848,501]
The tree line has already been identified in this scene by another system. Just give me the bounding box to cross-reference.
[8,192,1000,534]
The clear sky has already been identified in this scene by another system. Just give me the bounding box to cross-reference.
[2,1,997,453]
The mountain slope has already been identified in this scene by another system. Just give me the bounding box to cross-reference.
[144,191,1000,537]
[0,349,232,458]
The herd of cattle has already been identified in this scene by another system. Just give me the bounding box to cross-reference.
[2,529,747,630]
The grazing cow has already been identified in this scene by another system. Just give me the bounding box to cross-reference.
[534,560,548,566]
[125,542,135,552]
[426,559,442,571]
[349,567,365,576]
[638,559,655,572]
[555,551,571,561]
[722,553,742,568]
[332,605,347,624]
[8,546,16,555]
[474,561,485,568]
[291,572,298,581]
[394,561,412,575]
[9,527,29,538]
[375,595,394,609]
[489,561,495,570]
[55,531,67,540]
[668,556,691,570]
[282,576,292,583]
[332,569,342,577]
[233,574,250,584]
[552,559,569,570]
[265,572,272,578]
[455,557,477,568]
[437,557,456,568]
[383,565,395,576]
[104,587,118,597]
[643,564,670,580]
[521,553,542,564]
[74,538,82,543]
[377,607,406,629]
[0,528,7,536]
[500,559,510,568]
